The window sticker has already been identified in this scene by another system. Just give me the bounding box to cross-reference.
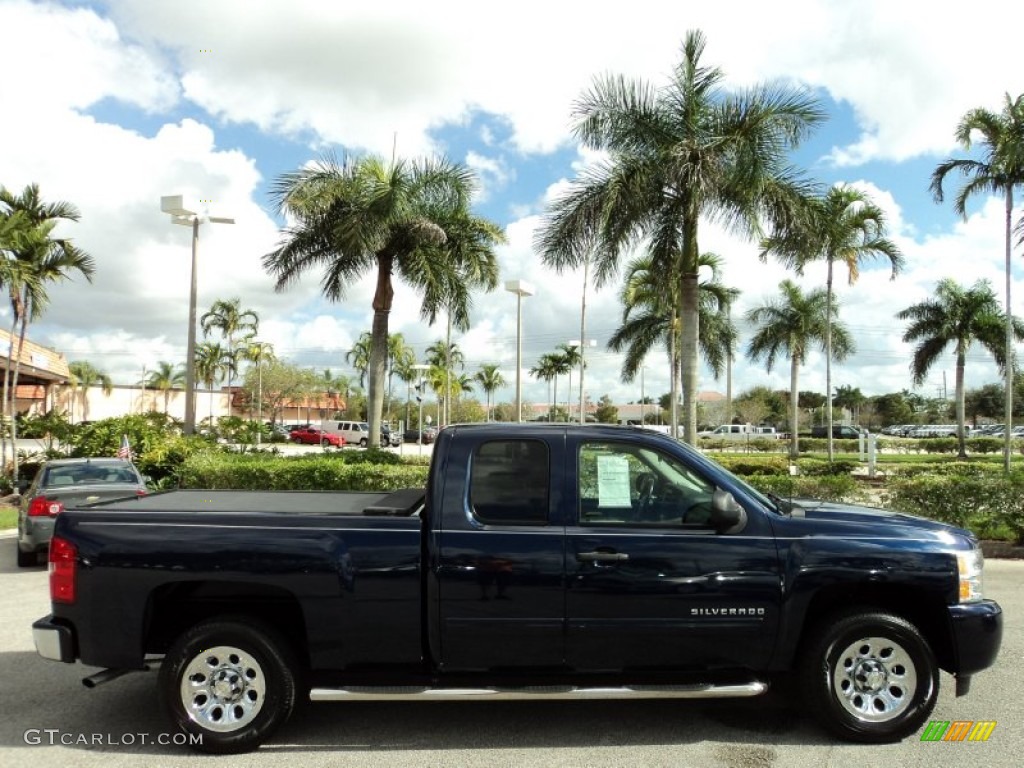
[596,455,632,507]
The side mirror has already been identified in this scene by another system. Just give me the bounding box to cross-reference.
[711,488,747,534]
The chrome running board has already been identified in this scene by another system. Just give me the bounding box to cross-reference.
[310,681,767,702]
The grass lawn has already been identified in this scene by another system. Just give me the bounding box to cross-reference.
[0,506,17,530]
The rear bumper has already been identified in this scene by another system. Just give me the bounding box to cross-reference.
[33,615,76,663]
[947,600,1002,675]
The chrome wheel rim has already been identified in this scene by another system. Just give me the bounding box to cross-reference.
[180,645,266,732]
[832,635,918,722]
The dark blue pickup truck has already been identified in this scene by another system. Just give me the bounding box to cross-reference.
[32,424,1002,753]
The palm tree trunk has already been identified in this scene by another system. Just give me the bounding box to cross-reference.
[680,212,700,443]
[669,308,679,438]
[1,310,19,479]
[9,302,31,482]
[1003,186,1014,473]
[368,260,394,449]
[680,271,699,444]
[955,349,967,460]
[789,356,800,461]
[825,259,835,463]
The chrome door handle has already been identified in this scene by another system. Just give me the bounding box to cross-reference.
[577,551,629,563]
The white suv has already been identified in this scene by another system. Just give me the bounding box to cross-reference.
[321,421,372,447]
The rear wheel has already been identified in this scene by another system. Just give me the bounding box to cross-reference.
[799,610,938,743]
[160,619,297,754]
[16,543,37,568]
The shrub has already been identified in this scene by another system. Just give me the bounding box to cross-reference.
[713,456,790,476]
[178,453,430,491]
[796,459,859,476]
[744,474,865,503]
[883,473,1024,542]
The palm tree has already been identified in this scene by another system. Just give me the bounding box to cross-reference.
[264,153,503,448]
[392,355,420,427]
[474,363,506,421]
[200,298,259,392]
[897,279,1024,459]
[760,184,903,461]
[555,343,582,420]
[240,341,275,423]
[530,354,561,421]
[931,93,1024,471]
[195,341,231,427]
[746,280,854,460]
[346,332,373,389]
[535,29,823,443]
[386,334,415,420]
[426,339,465,426]
[608,252,739,414]
[0,184,95,481]
[67,361,112,422]
[147,361,186,415]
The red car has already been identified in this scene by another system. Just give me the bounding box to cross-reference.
[289,427,344,447]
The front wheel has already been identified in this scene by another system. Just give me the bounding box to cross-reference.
[160,619,297,754]
[799,610,938,743]
[359,437,368,448]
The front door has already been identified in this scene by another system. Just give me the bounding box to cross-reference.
[564,435,781,673]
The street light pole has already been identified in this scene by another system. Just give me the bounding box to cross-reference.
[161,195,234,435]
[504,280,534,423]
[412,364,430,449]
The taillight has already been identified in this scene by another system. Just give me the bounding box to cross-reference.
[49,536,77,604]
[136,489,147,497]
[28,496,64,517]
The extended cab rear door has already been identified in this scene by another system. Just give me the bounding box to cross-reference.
[563,433,782,672]
[431,427,567,671]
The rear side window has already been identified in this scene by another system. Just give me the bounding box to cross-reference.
[469,439,549,525]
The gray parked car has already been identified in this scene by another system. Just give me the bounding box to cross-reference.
[16,458,149,567]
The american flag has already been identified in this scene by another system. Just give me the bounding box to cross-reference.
[117,434,131,459]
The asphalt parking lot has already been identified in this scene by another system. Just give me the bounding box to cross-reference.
[1,541,1021,767]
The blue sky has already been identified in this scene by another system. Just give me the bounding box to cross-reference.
[2,0,1023,415]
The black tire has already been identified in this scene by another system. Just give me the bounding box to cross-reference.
[16,543,37,568]
[159,618,297,754]
[799,609,938,743]
[359,437,368,448]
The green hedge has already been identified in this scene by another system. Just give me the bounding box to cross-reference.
[178,453,430,491]
[882,474,1024,543]
[744,474,865,503]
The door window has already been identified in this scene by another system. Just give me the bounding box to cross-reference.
[469,439,549,525]
[578,441,716,527]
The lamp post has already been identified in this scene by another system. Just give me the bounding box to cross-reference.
[504,280,534,423]
[161,195,234,435]
[412,364,430,448]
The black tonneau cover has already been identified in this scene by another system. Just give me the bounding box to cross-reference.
[83,488,425,516]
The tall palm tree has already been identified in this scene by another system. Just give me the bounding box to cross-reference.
[147,361,186,415]
[264,153,503,447]
[386,334,415,421]
[556,343,582,419]
[536,29,823,443]
[240,340,275,422]
[530,354,560,421]
[67,360,112,422]
[746,280,854,460]
[931,93,1024,471]
[760,184,903,460]
[392,355,420,427]
[195,341,231,427]
[608,252,739,409]
[426,339,465,426]
[474,363,506,421]
[897,279,1024,459]
[200,298,258,393]
[346,332,373,389]
[0,184,95,481]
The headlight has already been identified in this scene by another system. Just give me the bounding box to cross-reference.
[956,549,984,603]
